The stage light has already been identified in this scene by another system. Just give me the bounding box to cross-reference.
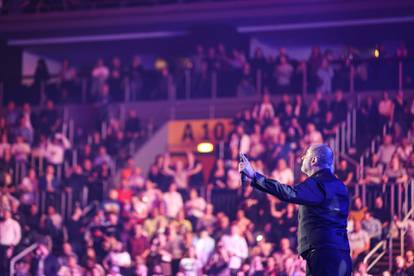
[256,234,264,242]
[374,49,380,58]
[197,142,214,153]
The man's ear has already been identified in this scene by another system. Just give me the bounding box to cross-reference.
[310,156,318,166]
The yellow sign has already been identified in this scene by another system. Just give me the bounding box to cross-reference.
[168,118,232,151]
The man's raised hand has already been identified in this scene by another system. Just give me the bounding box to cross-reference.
[239,152,255,179]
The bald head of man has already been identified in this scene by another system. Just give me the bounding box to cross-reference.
[300,144,334,176]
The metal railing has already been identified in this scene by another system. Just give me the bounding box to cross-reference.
[9,243,38,276]
[400,207,414,257]
[8,57,412,109]
[362,179,414,272]
[363,240,387,272]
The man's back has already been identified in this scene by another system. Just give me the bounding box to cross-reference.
[297,169,350,255]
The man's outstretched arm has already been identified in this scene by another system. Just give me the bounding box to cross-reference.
[251,172,325,206]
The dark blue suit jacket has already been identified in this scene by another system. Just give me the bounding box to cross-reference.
[252,168,350,255]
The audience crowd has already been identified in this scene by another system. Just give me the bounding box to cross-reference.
[0,53,414,275]
[13,42,413,107]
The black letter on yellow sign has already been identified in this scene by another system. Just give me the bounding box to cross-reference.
[182,123,195,142]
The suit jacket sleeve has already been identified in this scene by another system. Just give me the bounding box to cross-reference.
[251,172,325,205]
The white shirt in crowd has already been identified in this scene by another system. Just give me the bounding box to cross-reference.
[194,235,215,266]
[305,130,323,144]
[271,168,294,185]
[220,234,248,270]
[163,191,184,219]
[185,197,206,218]
[11,142,31,162]
[0,217,22,246]
[348,229,370,255]
[45,135,71,165]
[92,65,109,81]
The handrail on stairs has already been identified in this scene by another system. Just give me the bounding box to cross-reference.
[363,240,387,272]
[399,206,414,257]
[10,243,38,276]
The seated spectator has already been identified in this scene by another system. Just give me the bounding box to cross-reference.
[378,91,394,125]
[392,255,408,276]
[220,224,248,275]
[273,237,295,274]
[274,56,293,93]
[129,55,144,101]
[196,203,216,233]
[330,89,348,123]
[304,123,323,145]
[257,93,275,122]
[166,225,185,274]
[349,197,368,223]
[213,213,230,241]
[405,250,414,275]
[0,133,11,159]
[59,58,77,100]
[185,188,206,229]
[383,156,408,185]
[0,209,21,273]
[65,164,87,206]
[131,193,149,222]
[272,159,294,185]
[103,241,132,274]
[361,211,382,245]
[39,165,61,210]
[116,178,133,206]
[58,253,84,276]
[14,116,34,145]
[203,241,230,275]
[208,159,226,190]
[11,135,31,163]
[353,262,373,276]
[396,138,413,163]
[38,100,61,136]
[125,109,142,140]
[372,196,391,230]
[91,58,109,96]
[237,63,256,97]
[18,167,38,206]
[348,220,370,262]
[45,133,71,166]
[143,207,168,238]
[179,246,202,275]
[317,58,334,94]
[360,154,383,185]
[30,240,60,276]
[171,209,192,235]
[163,183,184,219]
[406,152,414,177]
[94,146,114,168]
[128,224,150,260]
[101,189,121,215]
[377,134,396,166]
[321,111,338,141]
[263,117,282,145]
[84,257,105,276]
[226,159,241,190]
[335,159,354,186]
[194,228,215,267]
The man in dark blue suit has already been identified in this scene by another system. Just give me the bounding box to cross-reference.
[240,144,352,276]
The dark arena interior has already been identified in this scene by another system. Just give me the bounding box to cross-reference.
[0,0,414,275]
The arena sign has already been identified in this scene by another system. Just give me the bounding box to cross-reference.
[167,118,232,151]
